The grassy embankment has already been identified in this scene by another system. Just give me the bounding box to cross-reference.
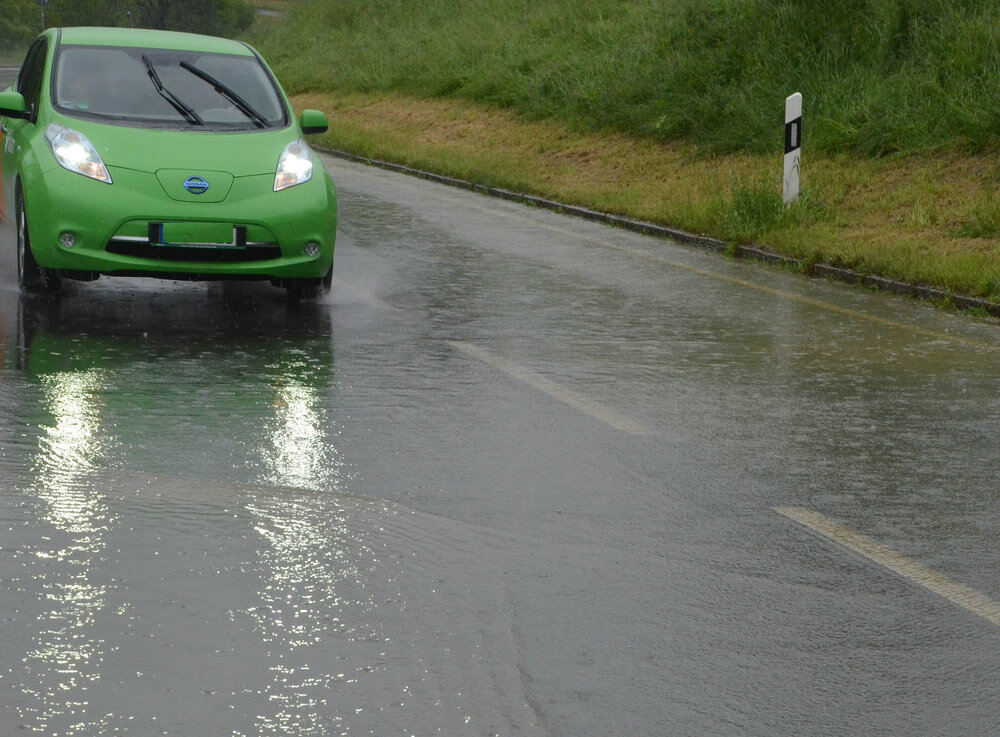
[245,0,298,23]
[247,0,298,13]
[252,0,1000,301]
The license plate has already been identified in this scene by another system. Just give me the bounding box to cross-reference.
[152,222,240,248]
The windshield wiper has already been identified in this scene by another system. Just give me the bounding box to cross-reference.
[179,61,268,129]
[141,55,204,126]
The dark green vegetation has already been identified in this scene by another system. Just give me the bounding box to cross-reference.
[255,0,1000,157]
[0,0,39,51]
[0,0,253,52]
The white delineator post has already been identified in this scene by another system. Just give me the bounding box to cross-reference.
[783,92,802,206]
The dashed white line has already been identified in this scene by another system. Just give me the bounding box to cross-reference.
[775,506,1000,627]
[450,341,649,435]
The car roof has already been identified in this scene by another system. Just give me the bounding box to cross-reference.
[56,27,254,56]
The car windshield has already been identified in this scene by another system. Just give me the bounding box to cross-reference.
[52,44,287,130]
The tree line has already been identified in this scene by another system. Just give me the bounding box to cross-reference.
[1,0,254,53]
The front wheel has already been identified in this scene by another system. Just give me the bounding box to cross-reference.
[284,266,332,301]
[15,185,61,295]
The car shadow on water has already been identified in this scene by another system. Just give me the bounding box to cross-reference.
[8,280,334,374]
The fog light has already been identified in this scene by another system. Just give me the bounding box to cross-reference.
[303,241,320,257]
[60,232,76,248]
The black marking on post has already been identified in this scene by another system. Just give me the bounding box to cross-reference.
[784,116,802,154]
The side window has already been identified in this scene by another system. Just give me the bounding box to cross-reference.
[16,41,39,96]
[15,42,38,94]
[17,39,47,123]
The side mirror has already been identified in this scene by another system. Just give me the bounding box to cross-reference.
[0,91,27,120]
[299,109,328,135]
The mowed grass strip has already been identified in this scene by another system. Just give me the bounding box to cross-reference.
[296,92,1000,301]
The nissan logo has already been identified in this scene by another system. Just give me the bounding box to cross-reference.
[183,176,210,194]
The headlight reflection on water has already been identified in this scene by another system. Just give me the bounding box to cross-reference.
[19,369,114,735]
[36,370,106,536]
[264,381,333,491]
[243,377,388,735]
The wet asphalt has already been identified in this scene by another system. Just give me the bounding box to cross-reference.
[0,153,998,736]
[0,67,19,90]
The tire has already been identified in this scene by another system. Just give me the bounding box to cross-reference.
[284,266,332,301]
[15,184,61,295]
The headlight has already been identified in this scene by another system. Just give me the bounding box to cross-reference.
[45,124,112,184]
[274,139,313,191]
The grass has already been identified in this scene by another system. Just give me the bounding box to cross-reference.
[247,0,1000,302]
[247,0,299,11]
[256,0,1000,157]
[293,91,1000,300]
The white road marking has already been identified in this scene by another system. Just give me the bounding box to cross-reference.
[775,506,1000,627]
[450,341,649,435]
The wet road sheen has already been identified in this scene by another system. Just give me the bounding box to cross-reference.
[0,155,998,736]
[0,67,17,89]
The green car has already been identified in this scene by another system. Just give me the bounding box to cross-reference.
[0,27,335,298]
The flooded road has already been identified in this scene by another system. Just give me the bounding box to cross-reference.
[0,154,998,736]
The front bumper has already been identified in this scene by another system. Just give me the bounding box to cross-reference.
[23,163,336,279]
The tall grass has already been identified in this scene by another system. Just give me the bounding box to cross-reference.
[253,0,1000,156]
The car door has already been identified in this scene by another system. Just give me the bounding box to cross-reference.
[1,37,46,219]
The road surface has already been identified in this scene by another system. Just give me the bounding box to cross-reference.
[0,153,997,736]
[0,66,18,89]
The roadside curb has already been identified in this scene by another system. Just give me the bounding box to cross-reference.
[320,147,1000,318]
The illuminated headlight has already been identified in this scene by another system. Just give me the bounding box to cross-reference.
[45,124,112,184]
[274,139,313,191]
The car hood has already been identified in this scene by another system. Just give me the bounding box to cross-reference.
[52,117,298,177]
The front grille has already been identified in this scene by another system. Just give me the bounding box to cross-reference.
[106,239,281,263]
